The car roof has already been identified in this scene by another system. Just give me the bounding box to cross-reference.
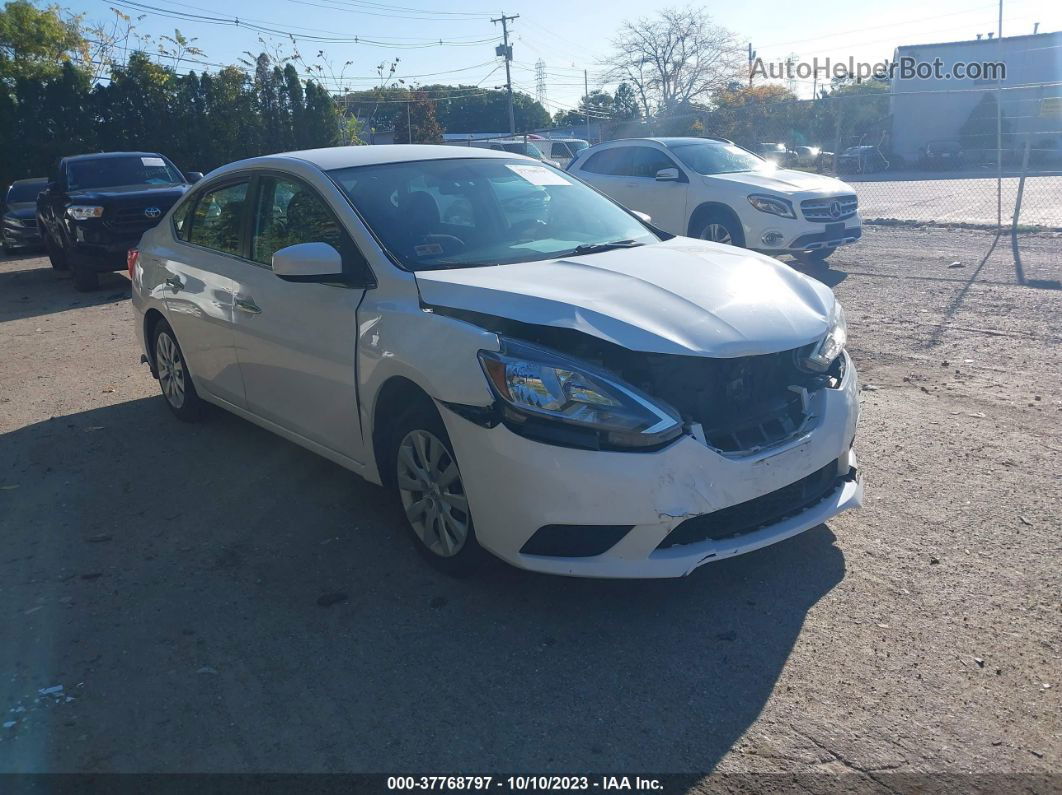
[9,178,47,186]
[263,144,523,171]
[63,151,168,162]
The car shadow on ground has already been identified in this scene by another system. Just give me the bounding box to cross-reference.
[0,259,129,323]
[788,257,848,288]
[0,397,846,773]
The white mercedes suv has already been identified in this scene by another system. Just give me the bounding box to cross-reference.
[131,145,862,578]
[567,137,862,262]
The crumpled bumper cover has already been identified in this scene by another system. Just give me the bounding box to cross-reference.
[443,353,862,578]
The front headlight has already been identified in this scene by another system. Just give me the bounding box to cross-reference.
[802,302,847,372]
[747,194,796,219]
[67,205,104,221]
[478,339,682,450]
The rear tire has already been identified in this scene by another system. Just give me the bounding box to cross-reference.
[153,320,204,422]
[694,210,745,247]
[390,401,485,577]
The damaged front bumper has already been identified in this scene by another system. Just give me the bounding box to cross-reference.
[442,352,862,578]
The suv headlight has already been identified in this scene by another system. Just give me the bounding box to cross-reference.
[802,302,847,372]
[747,194,795,219]
[478,339,682,450]
[67,205,104,221]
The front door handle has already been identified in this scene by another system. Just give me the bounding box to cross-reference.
[165,275,184,291]
[234,296,262,314]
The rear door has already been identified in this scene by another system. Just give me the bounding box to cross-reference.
[161,178,249,407]
[228,174,370,462]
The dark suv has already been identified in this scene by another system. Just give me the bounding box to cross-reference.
[2,178,48,254]
[37,152,202,290]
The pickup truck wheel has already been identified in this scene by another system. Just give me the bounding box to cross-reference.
[44,232,68,270]
[694,210,744,247]
[153,320,204,421]
[392,404,484,577]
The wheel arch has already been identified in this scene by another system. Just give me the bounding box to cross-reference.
[687,201,746,246]
[143,308,167,375]
[371,375,439,489]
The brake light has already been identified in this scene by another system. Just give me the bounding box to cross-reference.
[127,248,139,281]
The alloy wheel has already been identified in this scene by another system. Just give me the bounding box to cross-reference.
[701,223,733,244]
[396,429,469,558]
[156,332,186,410]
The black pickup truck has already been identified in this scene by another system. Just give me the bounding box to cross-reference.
[37,152,202,290]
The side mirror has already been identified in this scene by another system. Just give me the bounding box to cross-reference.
[272,242,344,282]
[185,171,203,184]
[655,167,680,182]
[632,210,652,224]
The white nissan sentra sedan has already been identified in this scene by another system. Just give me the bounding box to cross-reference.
[130,145,862,578]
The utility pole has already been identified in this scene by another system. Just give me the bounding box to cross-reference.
[584,69,590,142]
[492,12,519,136]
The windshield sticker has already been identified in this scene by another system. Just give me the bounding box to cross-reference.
[141,157,166,167]
[506,164,571,186]
[414,242,444,257]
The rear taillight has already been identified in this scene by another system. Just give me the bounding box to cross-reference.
[127,248,139,280]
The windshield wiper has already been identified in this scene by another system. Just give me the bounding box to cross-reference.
[569,239,644,256]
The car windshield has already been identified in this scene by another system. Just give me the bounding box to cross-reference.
[6,183,44,203]
[667,142,767,175]
[328,157,658,271]
[66,156,184,191]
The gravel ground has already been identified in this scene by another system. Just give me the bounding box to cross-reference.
[0,227,1059,781]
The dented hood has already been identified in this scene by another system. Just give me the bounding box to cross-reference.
[415,238,836,357]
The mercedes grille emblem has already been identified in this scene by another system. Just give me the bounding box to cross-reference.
[829,200,842,219]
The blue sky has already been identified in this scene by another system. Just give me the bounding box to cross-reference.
[61,0,1061,112]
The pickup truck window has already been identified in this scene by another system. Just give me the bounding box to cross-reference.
[66,156,184,191]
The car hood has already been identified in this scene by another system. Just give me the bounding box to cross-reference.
[707,169,851,195]
[66,184,188,202]
[415,239,835,357]
[4,203,36,218]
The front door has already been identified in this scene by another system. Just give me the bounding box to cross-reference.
[609,147,689,235]
[229,175,368,462]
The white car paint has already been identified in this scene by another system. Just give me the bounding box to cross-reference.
[132,144,862,579]
[567,137,863,256]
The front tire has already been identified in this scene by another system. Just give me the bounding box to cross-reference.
[391,402,484,577]
[694,210,745,247]
[153,320,204,422]
[45,232,68,270]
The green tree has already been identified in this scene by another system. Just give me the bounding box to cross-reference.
[394,90,444,144]
[0,0,86,83]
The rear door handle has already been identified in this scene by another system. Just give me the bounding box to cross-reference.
[165,275,184,291]
[234,296,262,314]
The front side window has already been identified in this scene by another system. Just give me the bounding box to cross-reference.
[579,147,634,176]
[631,147,679,178]
[328,157,657,271]
[66,155,184,191]
[188,181,248,256]
[666,142,766,175]
[251,177,344,267]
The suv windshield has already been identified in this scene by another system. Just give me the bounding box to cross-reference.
[66,156,184,191]
[328,157,658,270]
[6,182,44,203]
[667,142,767,175]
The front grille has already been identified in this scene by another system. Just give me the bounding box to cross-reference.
[105,204,172,233]
[801,195,858,222]
[656,458,845,549]
[21,217,37,228]
[622,347,819,455]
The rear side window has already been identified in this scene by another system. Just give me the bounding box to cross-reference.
[579,147,634,176]
[188,182,248,256]
[173,196,195,241]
